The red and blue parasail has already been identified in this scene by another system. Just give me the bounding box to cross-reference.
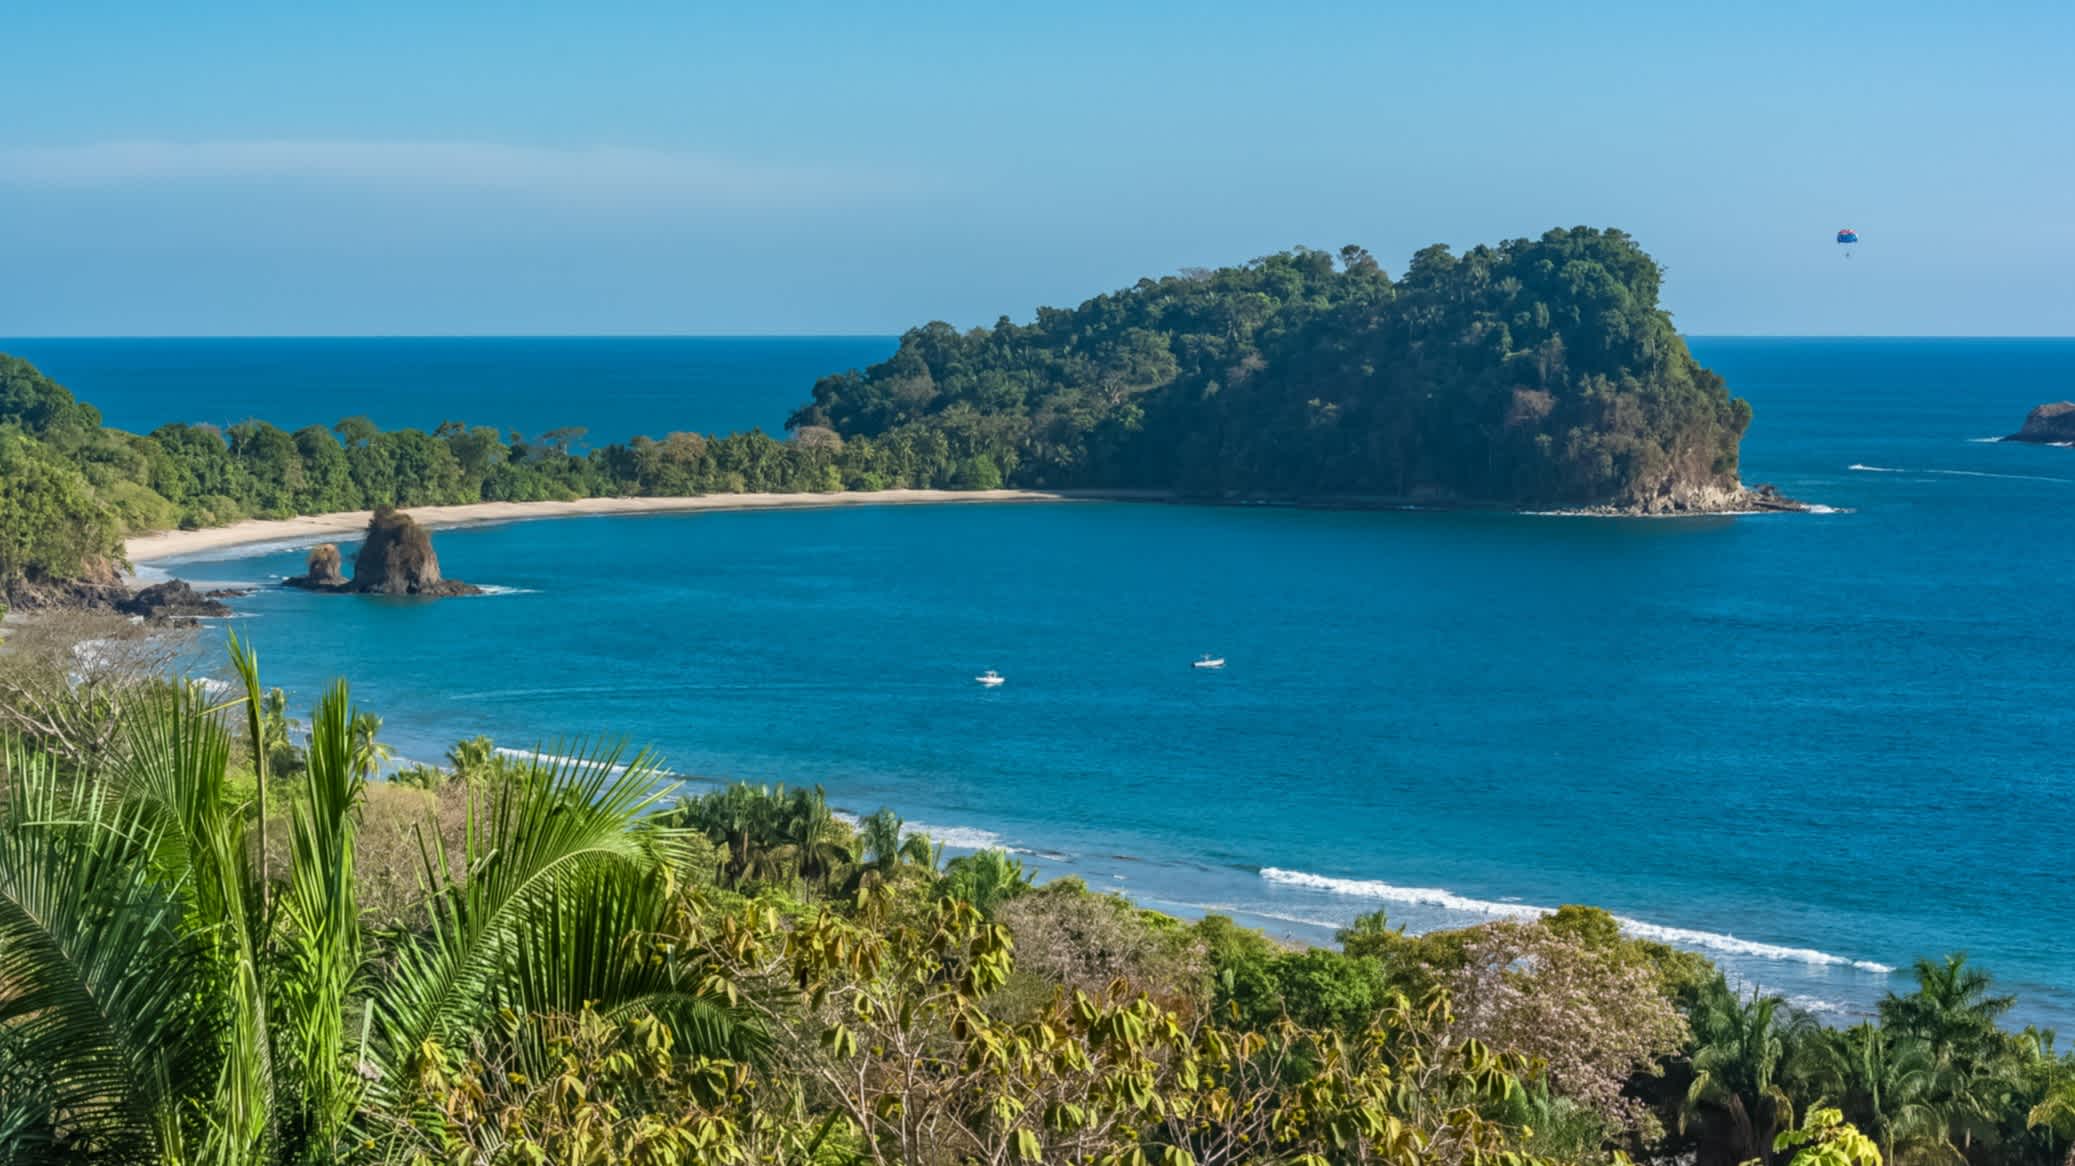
[1836,228,1859,258]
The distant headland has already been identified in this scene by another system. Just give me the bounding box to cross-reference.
[2004,401,2075,445]
[2,227,1798,610]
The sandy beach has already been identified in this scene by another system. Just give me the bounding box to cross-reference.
[122,488,1154,567]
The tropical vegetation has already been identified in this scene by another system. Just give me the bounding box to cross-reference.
[2,229,1752,610]
[0,634,2069,1165]
[789,228,1751,508]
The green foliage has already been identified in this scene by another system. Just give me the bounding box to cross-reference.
[791,229,1752,507]
[4,644,2075,1166]
[1776,1105,1884,1166]
[5,234,1753,596]
[0,430,120,590]
[667,782,863,893]
[938,847,1033,916]
[0,353,101,437]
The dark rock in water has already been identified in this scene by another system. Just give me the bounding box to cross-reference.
[284,508,481,598]
[285,543,349,590]
[353,507,480,596]
[5,560,129,612]
[2005,401,2075,445]
[1745,483,1806,512]
[120,579,233,620]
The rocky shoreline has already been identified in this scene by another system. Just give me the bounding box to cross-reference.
[1175,481,1812,518]
[3,565,248,622]
[2004,401,2075,445]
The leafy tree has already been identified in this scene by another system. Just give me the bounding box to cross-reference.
[1775,1105,1885,1166]
[0,432,120,592]
[938,847,1032,916]
[0,354,102,438]
[789,229,1749,509]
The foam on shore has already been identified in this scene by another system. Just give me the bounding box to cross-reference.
[1259,867,1894,974]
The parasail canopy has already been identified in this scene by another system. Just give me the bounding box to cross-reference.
[1836,229,1860,244]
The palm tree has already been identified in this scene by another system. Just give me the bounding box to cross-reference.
[1882,953,2018,1150]
[1882,954,2016,1065]
[2029,1074,2075,1166]
[939,848,1032,918]
[347,710,394,779]
[443,734,500,784]
[1681,976,1815,1166]
[778,786,852,893]
[1801,1023,1955,1164]
[850,807,938,892]
[0,641,758,1163]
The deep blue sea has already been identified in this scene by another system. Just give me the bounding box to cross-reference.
[14,336,2073,1027]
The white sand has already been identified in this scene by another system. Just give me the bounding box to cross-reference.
[124,489,1156,566]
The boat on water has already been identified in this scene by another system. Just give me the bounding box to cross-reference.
[975,670,1006,687]
[1193,655,1226,670]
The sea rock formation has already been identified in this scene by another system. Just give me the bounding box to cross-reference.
[2004,401,2075,445]
[118,580,234,620]
[285,508,481,597]
[287,543,348,588]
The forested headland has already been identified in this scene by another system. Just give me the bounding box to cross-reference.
[790,228,1756,510]
[3,228,1767,610]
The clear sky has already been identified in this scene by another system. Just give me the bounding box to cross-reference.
[4,0,2069,337]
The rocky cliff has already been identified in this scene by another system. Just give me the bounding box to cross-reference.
[2005,402,2075,445]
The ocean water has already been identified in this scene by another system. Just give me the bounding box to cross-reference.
[49,335,2075,1028]
[0,336,891,442]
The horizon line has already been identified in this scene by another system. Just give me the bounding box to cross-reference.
[7,332,2075,343]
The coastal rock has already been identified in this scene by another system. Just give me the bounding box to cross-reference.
[118,579,233,620]
[285,543,348,589]
[2004,401,2075,445]
[1543,481,1808,517]
[4,560,130,613]
[285,508,481,598]
[353,507,480,596]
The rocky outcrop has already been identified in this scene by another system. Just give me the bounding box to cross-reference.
[118,580,233,619]
[2004,402,2075,445]
[285,508,481,598]
[4,560,129,612]
[286,543,348,589]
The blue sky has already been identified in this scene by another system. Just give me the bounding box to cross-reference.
[3,0,2069,336]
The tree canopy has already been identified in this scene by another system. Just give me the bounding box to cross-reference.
[789,229,1752,507]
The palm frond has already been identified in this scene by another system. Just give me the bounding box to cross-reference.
[0,745,212,1163]
[115,679,275,1163]
[273,680,368,1158]
[366,741,678,1092]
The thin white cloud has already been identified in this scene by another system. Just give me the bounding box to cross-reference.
[0,140,916,206]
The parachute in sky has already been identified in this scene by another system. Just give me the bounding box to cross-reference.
[1836,228,1859,258]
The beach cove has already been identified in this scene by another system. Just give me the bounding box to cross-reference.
[52,335,2075,1032]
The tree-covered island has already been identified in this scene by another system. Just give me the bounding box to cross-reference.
[3,228,1782,612]
[792,228,1763,512]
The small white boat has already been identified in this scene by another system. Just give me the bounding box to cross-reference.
[975,670,1006,687]
[1193,655,1226,670]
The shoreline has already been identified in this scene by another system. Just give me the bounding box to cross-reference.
[125,483,1812,569]
[123,488,1164,567]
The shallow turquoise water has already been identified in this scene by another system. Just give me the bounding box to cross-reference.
[99,336,2075,1027]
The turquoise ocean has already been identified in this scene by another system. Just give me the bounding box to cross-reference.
[10,336,2072,1027]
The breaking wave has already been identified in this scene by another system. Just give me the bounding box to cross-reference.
[1258,867,1894,974]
